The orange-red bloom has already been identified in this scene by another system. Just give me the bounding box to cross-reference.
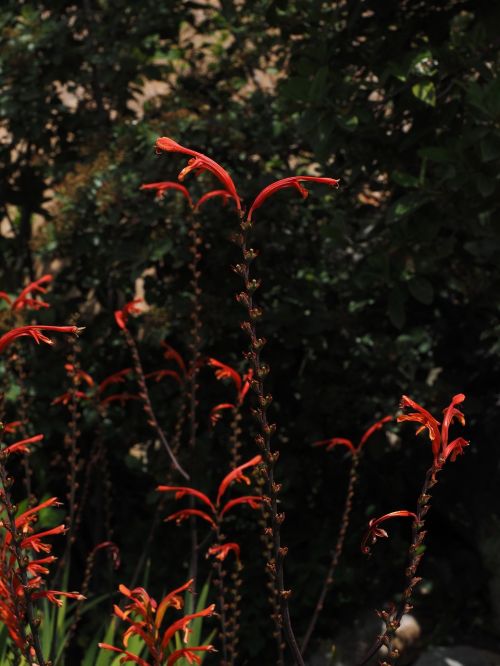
[159,455,264,533]
[140,181,193,207]
[247,176,339,222]
[98,579,215,665]
[0,275,53,311]
[398,394,468,466]
[361,510,417,555]
[155,137,242,213]
[208,359,253,425]
[195,189,235,211]
[0,325,82,354]
[313,415,392,455]
[207,542,240,561]
[1,434,44,457]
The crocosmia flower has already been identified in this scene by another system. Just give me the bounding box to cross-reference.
[398,394,469,466]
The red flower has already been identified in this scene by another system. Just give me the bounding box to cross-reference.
[398,394,468,466]
[64,363,95,387]
[161,341,187,377]
[361,510,417,555]
[144,369,183,385]
[1,434,44,457]
[313,415,392,455]
[140,181,193,207]
[208,358,253,425]
[115,299,143,330]
[195,189,235,211]
[155,137,242,213]
[1,275,54,311]
[98,368,133,394]
[158,455,265,531]
[0,325,83,354]
[3,421,21,434]
[209,402,236,426]
[99,392,141,407]
[247,176,339,222]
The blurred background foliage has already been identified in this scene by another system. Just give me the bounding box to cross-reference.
[1,0,500,663]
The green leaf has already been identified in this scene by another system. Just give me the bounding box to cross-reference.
[412,81,436,107]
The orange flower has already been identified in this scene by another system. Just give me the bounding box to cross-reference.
[98,580,215,664]
[247,176,339,222]
[207,542,240,561]
[0,325,83,354]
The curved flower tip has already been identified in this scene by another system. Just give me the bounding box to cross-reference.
[167,646,217,666]
[165,508,217,529]
[207,542,240,561]
[312,437,355,454]
[195,189,235,211]
[247,175,340,222]
[209,403,236,427]
[358,415,393,449]
[154,136,242,212]
[141,181,193,207]
[361,510,417,555]
[216,454,263,506]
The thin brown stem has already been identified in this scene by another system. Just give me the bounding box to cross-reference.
[301,452,360,655]
[233,219,304,665]
[122,327,189,480]
[359,465,439,666]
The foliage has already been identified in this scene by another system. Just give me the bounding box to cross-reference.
[1,1,499,662]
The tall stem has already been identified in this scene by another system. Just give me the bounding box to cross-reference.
[186,212,203,589]
[301,452,360,655]
[122,327,189,480]
[234,220,304,665]
[359,465,439,666]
